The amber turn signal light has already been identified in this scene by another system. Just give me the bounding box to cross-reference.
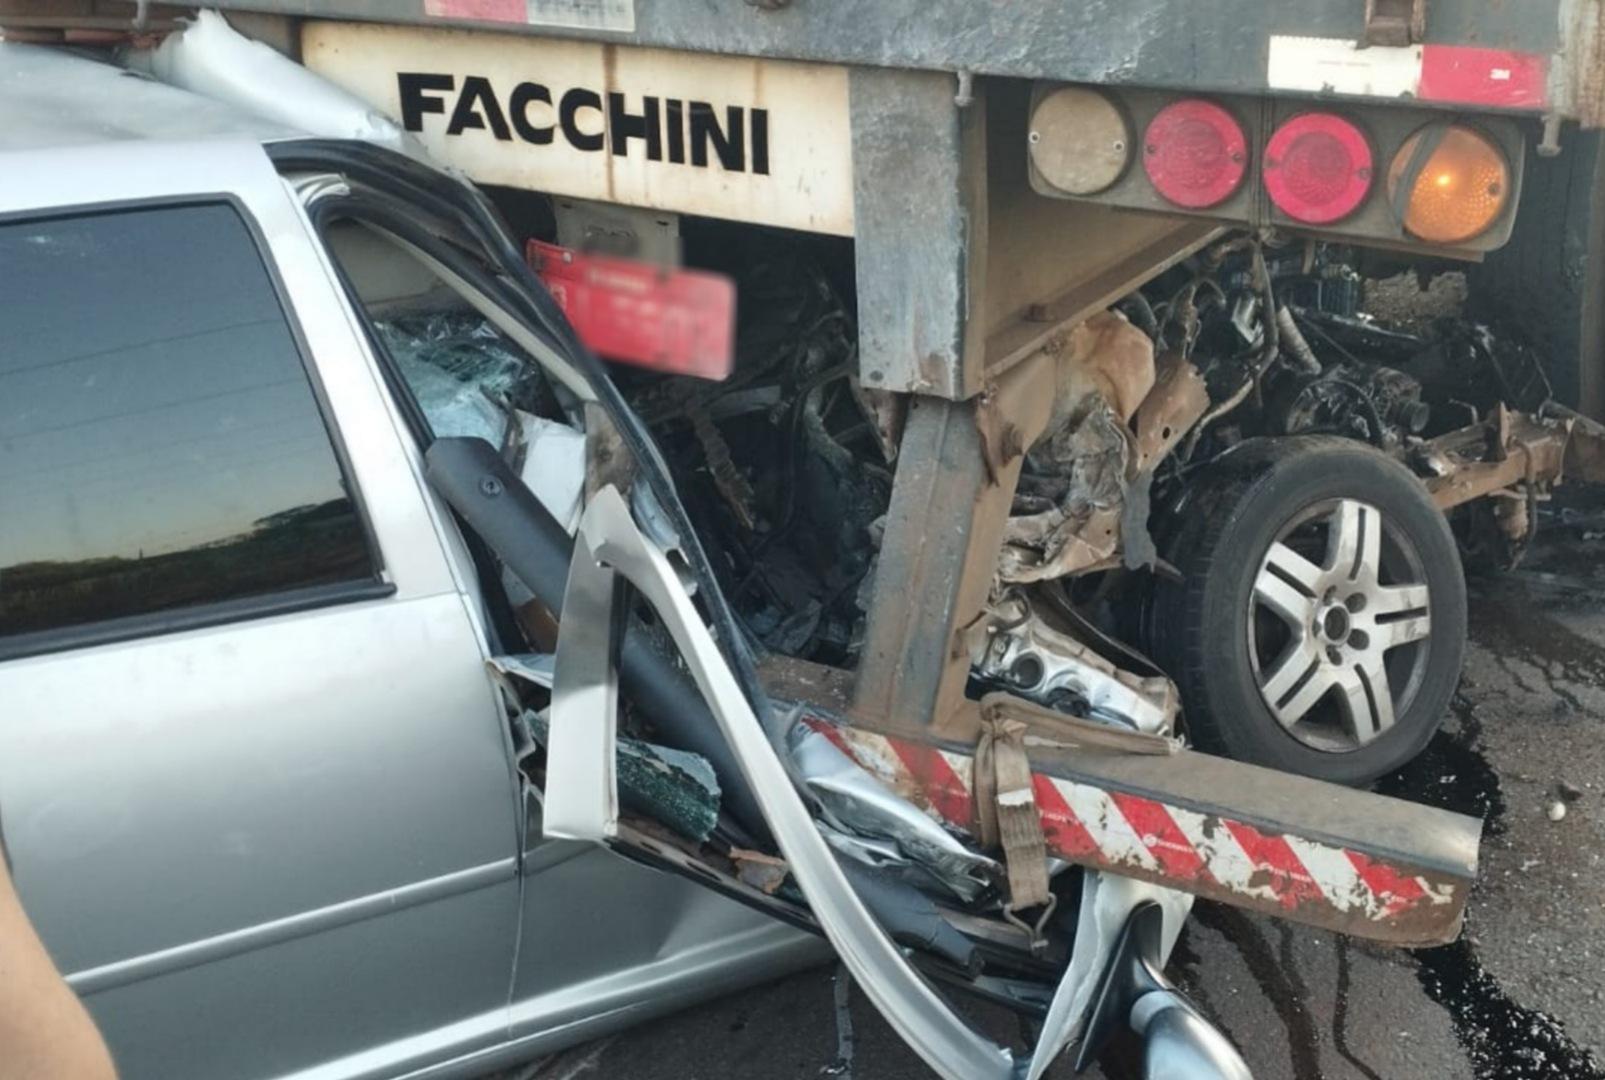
[1386,124,1510,245]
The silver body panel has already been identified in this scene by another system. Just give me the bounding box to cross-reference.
[0,44,812,1080]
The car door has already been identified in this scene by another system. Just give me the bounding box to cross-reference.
[0,145,522,1080]
[290,175,822,1063]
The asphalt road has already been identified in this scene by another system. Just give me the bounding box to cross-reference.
[496,499,1605,1080]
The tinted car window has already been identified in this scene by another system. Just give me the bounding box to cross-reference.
[0,203,377,641]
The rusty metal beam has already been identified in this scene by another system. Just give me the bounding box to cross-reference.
[1423,409,1571,510]
[0,1,188,38]
[849,67,988,400]
[983,223,1220,380]
[1549,404,1605,482]
[822,710,1476,946]
[851,350,1060,738]
[201,0,1569,116]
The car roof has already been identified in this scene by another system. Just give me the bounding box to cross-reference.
[0,42,298,153]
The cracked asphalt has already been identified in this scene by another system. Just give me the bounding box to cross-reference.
[496,494,1605,1080]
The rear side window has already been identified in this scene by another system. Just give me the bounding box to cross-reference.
[0,203,378,644]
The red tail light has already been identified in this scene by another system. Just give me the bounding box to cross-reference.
[1263,113,1375,225]
[1142,100,1248,209]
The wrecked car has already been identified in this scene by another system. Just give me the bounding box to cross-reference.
[9,3,1605,1078]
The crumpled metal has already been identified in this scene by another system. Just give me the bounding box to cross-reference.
[127,10,424,156]
[999,399,1134,582]
[788,721,999,903]
[971,595,1179,735]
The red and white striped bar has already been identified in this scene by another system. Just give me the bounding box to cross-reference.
[802,715,1480,946]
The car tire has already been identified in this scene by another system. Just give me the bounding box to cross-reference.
[1147,436,1466,785]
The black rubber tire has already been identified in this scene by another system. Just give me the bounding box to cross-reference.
[1147,436,1467,785]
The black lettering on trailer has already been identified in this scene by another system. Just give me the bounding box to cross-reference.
[447,75,512,140]
[664,98,687,164]
[750,109,770,176]
[397,72,454,131]
[393,72,773,177]
[608,92,663,162]
[510,82,555,145]
[560,87,606,152]
[688,102,745,171]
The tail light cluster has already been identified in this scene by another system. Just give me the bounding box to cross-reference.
[1028,84,1524,252]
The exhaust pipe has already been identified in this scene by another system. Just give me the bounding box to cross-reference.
[1074,903,1251,1079]
[1131,989,1250,1080]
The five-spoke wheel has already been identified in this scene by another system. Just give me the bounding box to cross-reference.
[1149,438,1466,785]
[1251,499,1433,752]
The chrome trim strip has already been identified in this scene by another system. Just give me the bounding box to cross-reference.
[67,858,516,996]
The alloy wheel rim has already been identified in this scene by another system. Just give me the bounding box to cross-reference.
[1247,498,1433,752]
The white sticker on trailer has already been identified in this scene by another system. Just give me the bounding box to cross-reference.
[524,0,633,33]
[1267,35,1424,99]
[302,22,855,236]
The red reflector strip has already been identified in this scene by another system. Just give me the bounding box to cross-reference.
[1346,850,1429,917]
[1108,789,1213,883]
[423,0,525,22]
[1032,774,1101,860]
[528,240,736,381]
[1221,819,1328,910]
[1420,45,1549,110]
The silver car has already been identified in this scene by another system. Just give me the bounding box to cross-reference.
[0,44,819,1080]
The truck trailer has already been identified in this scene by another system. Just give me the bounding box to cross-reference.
[5,2,1603,1076]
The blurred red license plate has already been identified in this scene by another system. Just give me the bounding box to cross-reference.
[528,240,735,380]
